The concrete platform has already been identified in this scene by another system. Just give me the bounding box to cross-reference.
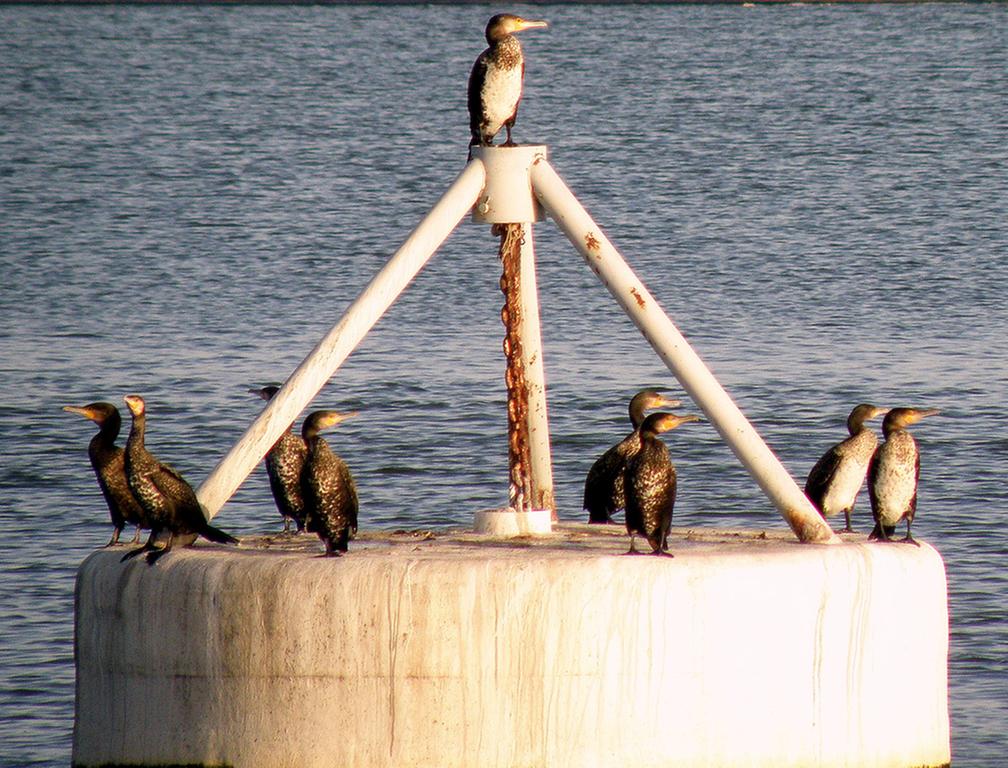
[73,524,951,768]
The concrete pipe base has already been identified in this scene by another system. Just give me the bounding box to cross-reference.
[73,525,950,768]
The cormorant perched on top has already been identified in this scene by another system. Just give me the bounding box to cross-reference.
[868,407,940,546]
[804,403,888,533]
[120,394,238,564]
[583,389,681,524]
[468,14,548,152]
[624,412,699,556]
[250,386,308,534]
[63,401,149,545]
[301,410,359,557]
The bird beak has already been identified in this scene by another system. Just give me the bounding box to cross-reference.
[657,396,682,409]
[914,408,941,421]
[63,405,92,418]
[659,413,700,432]
[873,407,890,419]
[326,411,358,428]
[517,19,548,31]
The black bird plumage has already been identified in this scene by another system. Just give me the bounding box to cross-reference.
[624,412,699,556]
[467,14,548,152]
[804,403,888,533]
[868,407,940,546]
[120,394,238,564]
[250,386,308,534]
[301,410,359,557]
[63,401,149,545]
[583,389,681,524]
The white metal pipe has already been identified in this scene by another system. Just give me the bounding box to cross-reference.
[517,222,556,517]
[197,160,487,518]
[530,159,838,544]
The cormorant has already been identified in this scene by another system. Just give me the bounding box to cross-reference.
[250,386,308,534]
[804,403,888,533]
[301,410,359,557]
[583,389,681,524]
[120,394,238,564]
[624,412,699,556]
[63,401,149,545]
[468,14,548,152]
[868,407,940,546]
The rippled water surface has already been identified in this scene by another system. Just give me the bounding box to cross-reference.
[1,3,1006,765]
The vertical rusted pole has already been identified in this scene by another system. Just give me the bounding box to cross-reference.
[471,145,555,534]
[530,158,838,544]
[497,222,534,513]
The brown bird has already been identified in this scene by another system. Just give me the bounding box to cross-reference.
[63,401,149,545]
[868,407,940,546]
[624,412,699,556]
[583,389,681,524]
[301,410,359,557]
[468,14,548,151]
[804,403,888,533]
[250,386,308,534]
[120,394,238,564]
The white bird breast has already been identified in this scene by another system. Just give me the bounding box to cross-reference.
[480,63,524,136]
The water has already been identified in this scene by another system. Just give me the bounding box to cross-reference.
[1,3,1006,765]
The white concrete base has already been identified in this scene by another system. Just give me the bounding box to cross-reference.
[473,506,553,536]
[73,526,951,768]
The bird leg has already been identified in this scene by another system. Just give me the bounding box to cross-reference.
[504,121,515,147]
[902,521,921,547]
[146,531,174,564]
[121,529,159,562]
[842,509,854,534]
[869,523,895,543]
[321,537,342,558]
[131,526,142,544]
[105,526,123,547]
[624,535,644,556]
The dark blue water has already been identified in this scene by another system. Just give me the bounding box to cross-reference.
[1,3,1006,765]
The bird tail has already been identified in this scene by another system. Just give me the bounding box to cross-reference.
[201,523,239,545]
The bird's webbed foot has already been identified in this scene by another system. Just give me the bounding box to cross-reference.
[902,533,921,547]
[145,546,170,564]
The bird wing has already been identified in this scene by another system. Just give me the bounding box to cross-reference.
[867,446,881,520]
[804,445,842,508]
[583,443,626,511]
[467,50,490,141]
[148,461,204,525]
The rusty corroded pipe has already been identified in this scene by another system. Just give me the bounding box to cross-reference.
[530,158,838,544]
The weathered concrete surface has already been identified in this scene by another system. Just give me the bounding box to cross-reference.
[73,524,950,768]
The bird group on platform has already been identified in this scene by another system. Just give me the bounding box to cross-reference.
[581,391,940,554]
[804,404,940,544]
[582,389,700,556]
[65,395,238,564]
[64,388,361,563]
[63,16,941,561]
